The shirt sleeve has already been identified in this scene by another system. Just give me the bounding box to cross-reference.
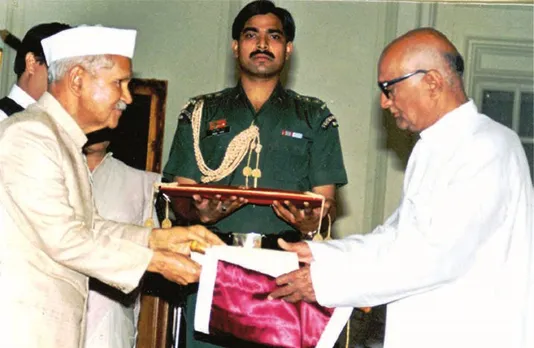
[309,136,512,308]
[0,121,153,293]
[309,104,347,187]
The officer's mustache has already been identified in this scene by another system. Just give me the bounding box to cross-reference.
[250,50,275,59]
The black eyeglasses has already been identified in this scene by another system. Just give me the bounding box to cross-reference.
[377,69,428,99]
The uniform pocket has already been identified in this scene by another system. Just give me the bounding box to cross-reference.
[266,136,309,187]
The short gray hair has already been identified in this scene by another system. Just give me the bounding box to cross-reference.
[48,54,115,83]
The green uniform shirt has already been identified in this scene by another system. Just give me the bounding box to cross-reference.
[164,82,347,235]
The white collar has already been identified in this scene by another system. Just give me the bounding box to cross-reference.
[35,92,88,150]
[419,100,479,148]
[7,84,37,109]
[92,152,114,175]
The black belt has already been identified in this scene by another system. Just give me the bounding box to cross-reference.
[209,228,303,251]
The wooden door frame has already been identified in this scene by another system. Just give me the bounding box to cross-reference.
[124,78,173,348]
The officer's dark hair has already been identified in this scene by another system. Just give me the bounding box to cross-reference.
[232,0,295,42]
[14,22,71,79]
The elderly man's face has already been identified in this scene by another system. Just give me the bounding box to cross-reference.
[81,55,132,130]
[377,50,433,132]
[232,13,293,79]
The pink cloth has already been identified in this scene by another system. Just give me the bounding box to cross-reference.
[209,260,334,347]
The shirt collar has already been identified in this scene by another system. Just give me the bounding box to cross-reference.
[7,84,36,109]
[233,80,287,106]
[91,152,113,175]
[419,99,478,147]
[36,92,88,150]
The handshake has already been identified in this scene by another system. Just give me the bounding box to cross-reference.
[146,225,223,285]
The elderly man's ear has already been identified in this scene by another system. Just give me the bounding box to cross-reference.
[423,70,444,99]
[68,66,85,96]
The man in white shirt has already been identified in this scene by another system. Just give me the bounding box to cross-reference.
[270,27,534,348]
[83,129,161,348]
[0,22,70,119]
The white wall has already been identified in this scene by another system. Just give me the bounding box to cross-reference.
[0,0,15,97]
[1,0,532,238]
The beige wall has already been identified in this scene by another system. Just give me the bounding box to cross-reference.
[1,0,532,237]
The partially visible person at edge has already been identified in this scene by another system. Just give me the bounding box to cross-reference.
[83,129,161,348]
[269,27,534,348]
[0,28,22,50]
[0,22,70,119]
[0,25,222,348]
[163,1,347,347]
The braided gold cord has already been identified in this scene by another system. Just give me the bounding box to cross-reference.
[191,100,261,186]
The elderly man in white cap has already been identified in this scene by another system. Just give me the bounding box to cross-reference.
[0,25,222,348]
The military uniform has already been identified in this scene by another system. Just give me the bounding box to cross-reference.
[164,82,347,235]
[164,82,347,347]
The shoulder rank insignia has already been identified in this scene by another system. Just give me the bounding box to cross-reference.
[298,94,328,110]
[321,115,338,129]
[178,112,192,123]
[178,98,199,123]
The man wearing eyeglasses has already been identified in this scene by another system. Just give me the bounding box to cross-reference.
[270,27,534,348]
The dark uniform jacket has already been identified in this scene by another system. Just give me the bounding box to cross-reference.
[164,82,347,236]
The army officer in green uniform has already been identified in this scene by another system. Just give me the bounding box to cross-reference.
[163,1,347,347]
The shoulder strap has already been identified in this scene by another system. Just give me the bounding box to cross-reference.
[0,97,24,116]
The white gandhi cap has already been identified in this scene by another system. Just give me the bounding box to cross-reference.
[41,25,137,65]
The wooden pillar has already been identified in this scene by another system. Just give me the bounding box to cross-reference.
[129,78,171,348]
[136,294,171,348]
[135,271,188,348]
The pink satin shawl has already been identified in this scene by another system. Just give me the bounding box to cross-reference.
[209,260,334,347]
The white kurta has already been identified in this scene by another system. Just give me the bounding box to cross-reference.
[0,93,153,348]
[309,101,533,348]
[0,84,37,120]
[84,154,161,348]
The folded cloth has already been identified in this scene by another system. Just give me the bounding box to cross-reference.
[193,246,352,348]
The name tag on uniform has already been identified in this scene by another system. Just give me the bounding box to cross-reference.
[207,119,230,136]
